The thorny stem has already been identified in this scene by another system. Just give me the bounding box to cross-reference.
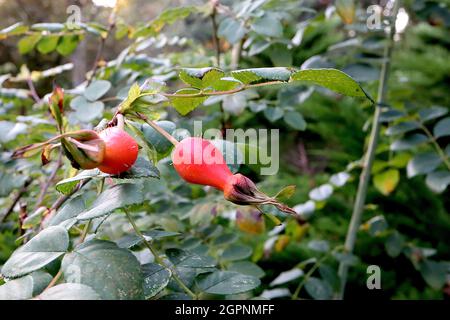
[136,112,179,146]
[337,0,400,299]
[35,151,62,209]
[123,208,197,299]
[86,6,117,85]
[210,0,221,67]
[161,81,283,98]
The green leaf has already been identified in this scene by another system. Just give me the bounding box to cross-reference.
[36,35,60,54]
[373,169,400,195]
[56,35,79,56]
[115,230,179,249]
[425,171,450,193]
[270,268,304,286]
[196,271,260,295]
[166,248,216,269]
[37,283,101,300]
[221,244,253,262]
[141,120,176,155]
[407,152,442,178]
[169,88,207,115]
[231,67,292,84]
[420,260,447,290]
[228,261,265,279]
[433,117,450,138]
[385,231,405,258]
[77,183,144,220]
[390,134,428,151]
[71,96,104,122]
[31,23,65,32]
[304,277,333,300]
[418,106,448,123]
[385,121,420,136]
[18,34,42,54]
[290,68,369,99]
[0,22,28,37]
[251,14,283,38]
[113,156,160,180]
[118,82,141,113]
[212,233,238,247]
[1,226,69,278]
[218,18,247,44]
[132,6,197,38]
[318,265,340,291]
[264,107,284,122]
[47,195,86,229]
[0,271,52,300]
[62,240,144,299]
[55,170,98,195]
[274,185,296,202]
[179,67,225,89]
[142,263,171,299]
[84,80,111,101]
[308,240,330,252]
[284,110,307,130]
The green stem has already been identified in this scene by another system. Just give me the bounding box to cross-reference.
[418,122,450,170]
[337,0,400,299]
[123,208,197,299]
[136,112,179,146]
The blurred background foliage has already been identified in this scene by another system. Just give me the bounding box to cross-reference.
[0,0,449,300]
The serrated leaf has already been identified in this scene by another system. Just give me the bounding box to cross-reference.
[425,171,450,193]
[385,121,420,136]
[420,260,447,290]
[228,261,265,279]
[274,185,296,202]
[37,283,100,300]
[304,277,332,300]
[56,35,79,56]
[373,169,400,195]
[407,152,442,178]
[264,107,284,122]
[221,244,252,262]
[179,68,224,89]
[1,226,69,278]
[36,35,60,54]
[433,117,450,138]
[47,195,86,229]
[196,271,260,295]
[418,106,448,123]
[385,231,405,258]
[55,169,99,195]
[0,271,52,300]
[166,248,216,268]
[141,120,176,155]
[270,268,303,287]
[169,88,207,115]
[142,263,171,299]
[218,18,247,44]
[84,80,111,101]
[251,14,283,38]
[115,230,179,249]
[77,183,144,220]
[231,67,292,84]
[119,83,141,113]
[61,240,144,299]
[291,68,369,99]
[18,34,42,54]
[284,110,306,130]
[390,133,428,151]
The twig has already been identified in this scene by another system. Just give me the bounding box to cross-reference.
[418,122,450,170]
[161,81,283,98]
[136,112,179,146]
[50,178,91,212]
[86,7,117,85]
[26,78,41,103]
[35,152,62,209]
[336,0,400,299]
[1,178,32,223]
[210,0,221,67]
[44,269,62,291]
[123,208,197,299]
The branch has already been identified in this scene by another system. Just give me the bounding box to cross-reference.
[0,178,32,224]
[337,0,400,299]
[35,152,62,209]
[210,0,221,67]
